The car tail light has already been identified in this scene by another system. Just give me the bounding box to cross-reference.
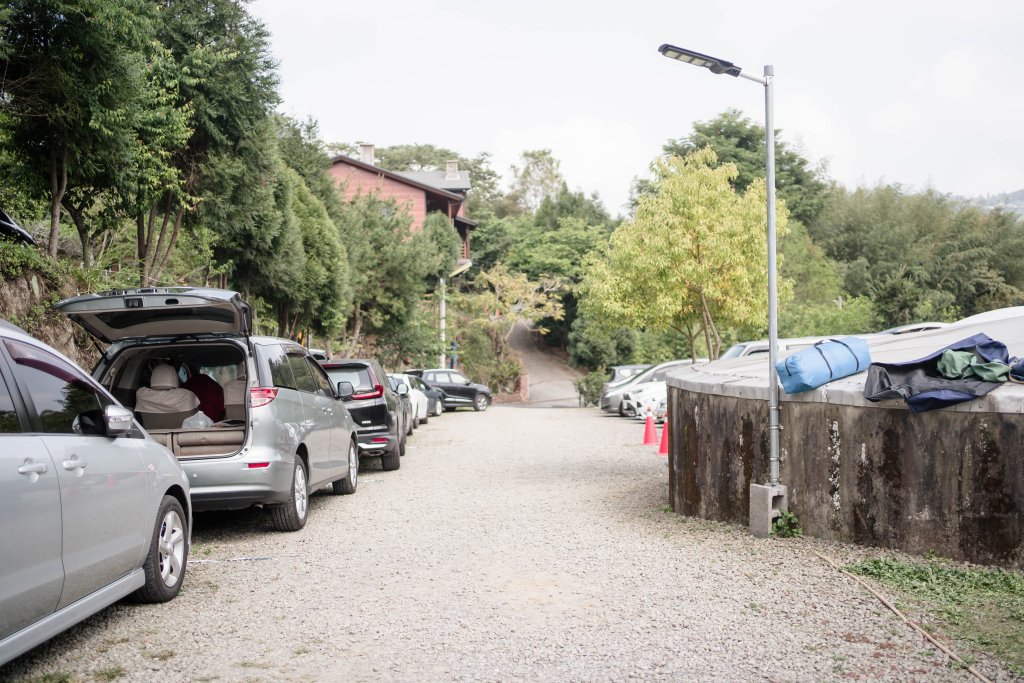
[249,387,279,407]
[352,384,384,400]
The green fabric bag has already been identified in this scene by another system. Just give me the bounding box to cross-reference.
[937,349,1009,382]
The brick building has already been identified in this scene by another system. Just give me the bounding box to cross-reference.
[329,144,475,257]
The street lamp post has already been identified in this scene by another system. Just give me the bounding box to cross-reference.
[658,43,786,536]
[440,259,473,369]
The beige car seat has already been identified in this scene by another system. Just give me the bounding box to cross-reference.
[135,364,200,429]
[222,368,248,421]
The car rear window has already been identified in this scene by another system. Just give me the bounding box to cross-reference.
[324,366,374,393]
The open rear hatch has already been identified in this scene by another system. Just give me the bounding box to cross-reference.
[55,287,252,343]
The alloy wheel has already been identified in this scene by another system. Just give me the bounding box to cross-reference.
[158,509,186,588]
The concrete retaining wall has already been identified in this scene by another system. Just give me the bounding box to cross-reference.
[667,385,1024,568]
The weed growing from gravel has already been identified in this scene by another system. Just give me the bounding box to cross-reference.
[770,511,802,538]
[845,556,1024,672]
[93,666,125,681]
[21,673,74,683]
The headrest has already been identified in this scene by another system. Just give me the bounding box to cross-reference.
[150,364,179,390]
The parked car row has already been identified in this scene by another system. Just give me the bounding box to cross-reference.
[601,323,955,424]
[1,287,493,667]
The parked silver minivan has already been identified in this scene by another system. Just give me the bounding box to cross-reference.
[0,320,191,666]
[55,288,359,532]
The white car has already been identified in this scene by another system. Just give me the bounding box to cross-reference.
[390,373,430,425]
[621,380,668,419]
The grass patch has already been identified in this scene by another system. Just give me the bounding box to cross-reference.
[21,674,75,683]
[93,666,125,681]
[845,556,1024,671]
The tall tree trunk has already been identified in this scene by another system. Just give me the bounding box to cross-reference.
[63,201,92,267]
[347,308,363,356]
[47,146,69,258]
[153,203,186,282]
[698,293,723,359]
[136,213,147,286]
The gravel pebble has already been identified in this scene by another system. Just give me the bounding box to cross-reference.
[1,406,1010,682]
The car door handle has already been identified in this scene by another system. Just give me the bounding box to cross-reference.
[18,461,48,475]
[62,456,88,471]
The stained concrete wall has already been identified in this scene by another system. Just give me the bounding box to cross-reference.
[667,386,1024,568]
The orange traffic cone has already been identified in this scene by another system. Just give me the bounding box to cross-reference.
[658,420,669,456]
[643,414,658,445]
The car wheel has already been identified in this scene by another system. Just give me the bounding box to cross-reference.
[132,495,188,603]
[431,399,442,416]
[473,393,490,412]
[399,429,407,456]
[271,456,309,531]
[409,412,416,433]
[420,411,428,425]
[332,440,358,495]
[381,439,401,471]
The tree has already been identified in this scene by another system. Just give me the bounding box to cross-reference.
[451,264,563,388]
[0,0,156,258]
[637,109,829,226]
[144,0,279,285]
[580,147,791,360]
[508,149,565,214]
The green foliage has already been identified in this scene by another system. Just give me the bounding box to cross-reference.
[655,109,830,226]
[846,556,1024,670]
[780,296,878,338]
[568,313,636,369]
[451,265,563,391]
[811,186,1024,326]
[374,300,442,371]
[337,195,453,350]
[770,511,803,538]
[574,369,606,407]
[507,149,565,214]
[581,147,791,359]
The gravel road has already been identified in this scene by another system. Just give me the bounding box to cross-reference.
[3,403,1010,682]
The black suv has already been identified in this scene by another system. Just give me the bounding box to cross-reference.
[321,359,408,470]
[414,369,492,412]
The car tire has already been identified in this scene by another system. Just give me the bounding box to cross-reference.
[473,393,490,412]
[399,430,407,456]
[270,456,309,532]
[419,412,428,425]
[131,495,188,603]
[332,440,358,495]
[381,440,401,471]
[408,413,416,433]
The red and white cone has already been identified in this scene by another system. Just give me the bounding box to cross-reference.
[642,414,658,445]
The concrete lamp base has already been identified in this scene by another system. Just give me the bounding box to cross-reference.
[749,483,788,538]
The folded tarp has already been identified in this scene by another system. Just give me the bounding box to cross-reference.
[863,333,1008,413]
[776,336,871,394]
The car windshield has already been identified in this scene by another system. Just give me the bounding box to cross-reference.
[324,366,373,392]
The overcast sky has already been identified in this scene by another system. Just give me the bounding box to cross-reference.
[249,0,1024,217]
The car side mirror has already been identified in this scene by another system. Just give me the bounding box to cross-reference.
[336,381,354,401]
[396,382,409,396]
[104,404,134,437]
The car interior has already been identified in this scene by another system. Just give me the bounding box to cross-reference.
[95,342,248,459]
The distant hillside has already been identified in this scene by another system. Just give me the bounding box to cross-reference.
[974,189,1024,215]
